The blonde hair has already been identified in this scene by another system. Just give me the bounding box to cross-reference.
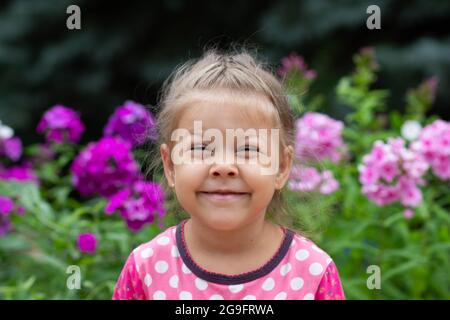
[146,45,306,234]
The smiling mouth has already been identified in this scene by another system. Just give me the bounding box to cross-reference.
[198,192,250,201]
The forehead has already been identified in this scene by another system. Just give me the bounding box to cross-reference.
[176,89,278,133]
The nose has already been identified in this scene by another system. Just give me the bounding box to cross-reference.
[209,162,239,177]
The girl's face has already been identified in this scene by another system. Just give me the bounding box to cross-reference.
[160,90,293,232]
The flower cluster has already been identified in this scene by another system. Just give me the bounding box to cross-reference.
[0,163,39,184]
[70,136,139,197]
[104,100,157,147]
[411,119,450,181]
[288,165,339,194]
[359,138,429,218]
[0,120,22,161]
[105,181,165,232]
[37,105,85,144]
[295,112,345,163]
[278,53,317,79]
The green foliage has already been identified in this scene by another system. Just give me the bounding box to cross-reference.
[284,48,450,300]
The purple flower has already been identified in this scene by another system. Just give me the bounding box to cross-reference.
[105,180,166,232]
[70,136,140,197]
[0,196,14,215]
[77,233,97,254]
[0,137,22,161]
[104,100,157,146]
[0,120,22,161]
[37,105,85,143]
[0,164,39,184]
[0,218,11,236]
[0,196,25,237]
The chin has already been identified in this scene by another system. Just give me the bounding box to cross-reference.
[199,214,251,231]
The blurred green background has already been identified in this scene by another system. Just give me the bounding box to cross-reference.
[0,0,449,144]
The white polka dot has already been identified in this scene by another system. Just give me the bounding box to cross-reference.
[182,264,192,274]
[135,263,140,273]
[295,249,310,261]
[210,294,224,300]
[274,292,287,300]
[171,246,180,257]
[157,236,170,245]
[242,295,256,300]
[303,293,315,300]
[309,262,324,276]
[195,278,208,291]
[280,263,292,276]
[144,273,152,287]
[169,275,179,288]
[229,284,244,293]
[140,247,153,259]
[290,277,304,290]
[155,260,169,274]
[262,277,275,291]
[179,291,192,300]
[153,291,166,300]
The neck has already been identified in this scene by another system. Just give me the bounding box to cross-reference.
[184,215,280,256]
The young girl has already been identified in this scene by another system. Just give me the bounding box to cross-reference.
[112,48,345,300]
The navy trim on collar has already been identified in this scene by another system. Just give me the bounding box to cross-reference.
[176,219,294,285]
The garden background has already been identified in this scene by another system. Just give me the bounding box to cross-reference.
[0,0,449,299]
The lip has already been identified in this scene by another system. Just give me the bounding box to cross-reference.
[199,192,249,201]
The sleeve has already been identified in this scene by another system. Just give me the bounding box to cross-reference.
[112,251,147,300]
[314,260,346,300]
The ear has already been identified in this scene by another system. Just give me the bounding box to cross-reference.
[160,143,175,187]
[275,145,294,190]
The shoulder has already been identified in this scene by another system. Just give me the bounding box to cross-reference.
[287,231,334,275]
[132,225,179,271]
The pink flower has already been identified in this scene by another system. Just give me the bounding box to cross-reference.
[288,165,339,194]
[404,208,414,219]
[359,137,429,216]
[77,233,97,254]
[411,119,450,180]
[295,112,345,163]
[278,53,317,79]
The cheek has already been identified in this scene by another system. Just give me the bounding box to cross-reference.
[174,164,205,193]
[240,165,277,195]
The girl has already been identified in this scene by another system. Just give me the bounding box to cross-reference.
[113,48,345,300]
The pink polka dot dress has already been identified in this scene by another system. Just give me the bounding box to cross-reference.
[113,219,345,300]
